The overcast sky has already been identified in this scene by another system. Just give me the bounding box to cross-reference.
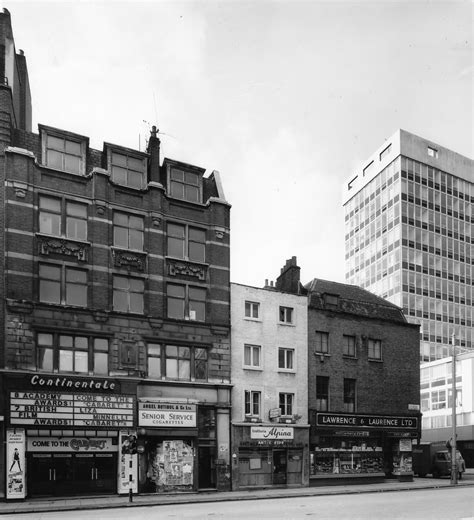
[5,0,472,287]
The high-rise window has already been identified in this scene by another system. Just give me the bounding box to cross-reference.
[169,168,201,203]
[167,223,206,262]
[167,284,206,321]
[39,264,87,307]
[344,378,356,412]
[315,331,329,354]
[279,306,293,324]
[279,393,294,416]
[316,376,329,411]
[45,134,84,175]
[113,275,144,313]
[111,151,146,189]
[39,196,87,241]
[113,212,144,250]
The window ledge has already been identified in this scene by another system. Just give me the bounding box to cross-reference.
[244,317,262,323]
[40,163,88,179]
[243,366,263,372]
[277,369,296,374]
[368,358,383,363]
[342,355,358,360]
[278,322,295,327]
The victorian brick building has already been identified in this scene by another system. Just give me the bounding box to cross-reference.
[0,9,231,499]
[306,279,421,484]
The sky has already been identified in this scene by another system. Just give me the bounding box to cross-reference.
[4,0,472,287]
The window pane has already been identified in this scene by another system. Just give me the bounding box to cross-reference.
[67,218,87,240]
[94,338,108,352]
[253,347,260,366]
[244,346,251,365]
[47,135,64,151]
[189,287,206,301]
[40,213,61,235]
[148,357,161,378]
[38,347,53,371]
[38,333,53,346]
[65,140,81,155]
[185,185,199,202]
[170,169,184,181]
[66,269,86,283]
[59,349,73,372]
[94,352,108,375]
[75,337,88,350]
[59,335,73,348]
[190,300,205,321]
[130,292,144,313]
[168,236,185,258]
[112,152,127,167]
[166,358,178,378]
[75,350,88,373]
[128,157,144,171]
[113,291,128,312]
[178,359,191,380]
[168,297,184,319]
[47,149,63,169]
[64,154,81,174]
[114,227,128,248]
[168,284,185,298]
[189,242,205,262]
[129,229,143,250]
[170,181,184,199]
[112,166,127,185]
[185,172,199,185]
[40,280,60,303]
[148,344,161,356]
[128,170,143,189]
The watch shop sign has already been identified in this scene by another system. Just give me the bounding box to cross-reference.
[251,426,294,440]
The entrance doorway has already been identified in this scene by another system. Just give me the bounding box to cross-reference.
[272,450,287,485]
[198,446,216,489]
[27,453,117,497]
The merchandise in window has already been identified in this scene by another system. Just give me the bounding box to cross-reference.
[45,134,84,175]
[113,275,144,313]
[113,212,144,250]
[278,348,294,370]
[167,284,206,321]
[37,333,109,375]
[111,151,146,189]
[167,223,206,263]
[39,264,87,307]
[39,196,87,241]
[169,168,201,203]
[245,301,259,319]
[279,306,293,324]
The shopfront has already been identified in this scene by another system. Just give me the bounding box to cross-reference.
[310,412,420,485]
[5,374,136,499]
[231,424,310,490]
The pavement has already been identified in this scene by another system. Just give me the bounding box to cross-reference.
[1,470,474,515]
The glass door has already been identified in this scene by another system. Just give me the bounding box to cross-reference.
[74,453,94,494]
[53,454,75,495]
[93,453,116,493]
[272,450,287,485]
[28,454,53,496]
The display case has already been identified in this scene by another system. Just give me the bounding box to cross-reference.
[311,449,383,475]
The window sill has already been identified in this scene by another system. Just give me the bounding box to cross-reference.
[368,358,383,363]
[244,317,262,323]
[277,369,296,374]
[243,366,263,371]
[342,355,358,360]
[278,322,295,327]
[40,163,87,178]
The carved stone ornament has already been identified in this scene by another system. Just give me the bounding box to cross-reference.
[151,215,161,227]
[37,235,88,262]
[13,182,28,198]
[167,258,206,280]
[215,230,225,239]
[112,248,147,271]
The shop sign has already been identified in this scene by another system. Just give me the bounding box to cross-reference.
[29,374,117,391]
[138,402,196,427]
[399,439,412,452]
[27,437,116,452]
[6,429,26,500]
[316,413,418,430]
[268,408,281,419]
[10,391,135,428]
[250,426,294,440]
[118,431,138,494]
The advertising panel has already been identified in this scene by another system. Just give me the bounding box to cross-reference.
[27,437,116,452]
[118,431,138,494]
[250,426,294,440]
[138,402,196,427]
[6,429,26,499]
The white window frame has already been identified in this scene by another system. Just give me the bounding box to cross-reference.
[42,131,86,176]
[279,306,294,324]
[278,347,295,371]
[244,300,260,320]
[279,392,294,417]
[243,344,262,370]
[110,149,147,190]
[244,390,261,418]
[368,339,382,360]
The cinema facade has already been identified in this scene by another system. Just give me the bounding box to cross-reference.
[2,372,231,499]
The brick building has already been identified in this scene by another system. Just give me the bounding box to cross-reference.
[306,279,421,484]
[0,9,231,499]
[230,258,309,490]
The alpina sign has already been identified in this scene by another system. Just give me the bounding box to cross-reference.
[251,426,294,440]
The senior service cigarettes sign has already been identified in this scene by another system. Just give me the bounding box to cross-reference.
[138,402,196,427]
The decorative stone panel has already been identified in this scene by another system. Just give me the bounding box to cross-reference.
[37,234,89,262]
[112,248,147,271]
[167,258,207,281]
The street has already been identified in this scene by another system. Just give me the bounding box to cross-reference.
[2,487,473,520]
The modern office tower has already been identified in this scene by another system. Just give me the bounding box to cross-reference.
[343,129,473,362]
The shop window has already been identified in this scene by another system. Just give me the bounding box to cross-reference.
[111,150,147,189]
[43,132,85,175]
[37,333,109,375]
[343,335,356,357]
[244,344,261,369]
[147,344,208,381]
[167,223,206,263]
[169,167,201,203]
[316,376,329,411]
[315,331,329,354]
[278,348,294,370]
[244,390,261,417]
[245,301,259,319]
[39,195,88,241]
[368,339,382,360]
[167,284,206,321]
[279,393,294,417]
[279,306,293,324]
[113,212,144,250]
[343,378,356,412]
[39,264,87,307]
[113,275,144,314]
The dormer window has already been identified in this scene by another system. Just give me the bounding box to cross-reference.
[169,168,201,203]
[111,151,146,189]
[41,127,87,175]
